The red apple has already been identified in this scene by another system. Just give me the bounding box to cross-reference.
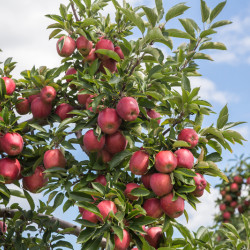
[223,211,231,220]
[116,97,139,121]
[16,97,30,115]
[28,94,40,103]
[244,200,250,207]
[219,204,226,211]
[143,198,163,218]
[0,158,21,184]
[98,149,113,163]
[95,39,114,60]
[178,128,199,148]
[105,131,127,154]
[1,132,23,156]
[147,109,161,124]
[23,166,48,193]
[78,207,85,214]
[150,173,173,197]
[160,193,185,218]
[56,36,76,57]
[230,201,237,208]
[114,229,130,250]
[155,151,177,173]
[220,190,226,196]
[76,36,93,56]
[82,210,98,223]
[0,221,7,234]
[238,205,244,214]
[233,175,243,184]
[99,59,117,73]
[97,108,121,134]
[97,200,117,221]
[225,194,232,202]
[141,173,152,189]
[86,95,99,113]
[129,150,149,175]
[55,103,74,121]
[230,183,238,192]
[40,86,56,103]
[65,67,77,83]
[1,77,16,95]
[175,148,194,169]
[43,149,66,169]
[31,97,52,119]
[192,173,207,197]
[247,177,250,184]
[83,130,105,152]
[145,227,162,248]
[84,48,97,64]
[124,183,140,201]
[93,175,107,186]
[114,46,124,60]
[77,89,90,107]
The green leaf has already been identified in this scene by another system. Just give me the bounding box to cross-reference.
[59,4,67,20]
[155,0,164,18]
[52,240,73,249]
[61,140,76,150]
[182,74,191,92]
[207,140,222,154]
[179,18,195,38]
[193,53,213,61]
[142,7,158,27]
[29,123,47,133]
[109,150,132,170]
[95,49,121,62]
[0,184,10,198]
[210,20,232,29]
[210,1,226,23]
[53,193,64,209]
[199,29,216,38]
[81,18,99,27]
[49,29,62,40]
[130,188,150,197]
[165,3,190,23]
[91,182,105,195]
[76,201,101,217]
[199,42,227,51]
[222,223,240,239]
[24,190,35,210]
[223,130,246,142]
[165,29,196,40]
[201,127,224,141]
[9,189,25,198]
[241,215,250,242]
[174,168,196,177]
[200,0,210,23]
[0,78,6,98]
[172,140,191,148]
[217,104,228,129]
[206,161,228,182]
[112,226,124,241]
[77,228,96,244]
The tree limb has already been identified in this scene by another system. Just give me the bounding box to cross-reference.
[70,1,80,22]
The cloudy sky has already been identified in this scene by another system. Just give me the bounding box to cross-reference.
[1,0,250,247]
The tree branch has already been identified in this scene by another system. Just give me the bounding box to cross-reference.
[70,1,80,22]
[162,112,185,136]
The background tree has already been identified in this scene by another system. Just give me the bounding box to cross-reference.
[0,0,246,249]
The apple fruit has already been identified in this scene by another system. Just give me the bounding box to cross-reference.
[192,173,207,197]
[1,77,16,95]
[233,175,243,184]
[129,150,149,175]
[31,97,52,119]
[155,151,177,173]
[225,194,232,202]
[98,149,113,163]
[116,97,139,121]
[230,201,237,208]
[83,130,105,152]
[0,221,7,234]
[244,200,250,206]
[223,211,231,220]
[225,186,230,192]
[82,210,98,223]
[141,173,152,189]
[55,103,74,121]
[65,67,77,83]
[97,108,121,134]
[238,205,244,214]
[43,149,66,169]
[0,158,21,184]
[219,204,226,211]
[247,177,250,184]
[77,89,90,107]
[28,94,40,103]
[178,128,199,148]
[145,227,162,248]
[230,183,238,192]
[86,94,100,113]
[78,207,85,214]
[1,132,23,156]
[97,200,117,221]
[56,36,76,57]
[220,190,226,196]
[16,97,30,115]
[105,131,127,154]
[84,48,97,64]
[150,173,173,197]
[93,175,107,186]
[114,46,124,60]
[175,148,194,169]
[114,229,130,250]
[95,39,115,60]
[143,198,163,218]
[124,183,140,201]
[23,166,48,193]
[40,86,56,103]
[76,36,93,56]
[99,59,117,74]
[147,109,161,124]
[160,193,185,218]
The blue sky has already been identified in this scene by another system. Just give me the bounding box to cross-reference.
[1,0,250,248]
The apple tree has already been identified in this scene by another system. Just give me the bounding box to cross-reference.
[0,0,247,249]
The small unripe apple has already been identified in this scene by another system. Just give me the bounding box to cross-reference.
[114,46,124,60]
[225,194,232,202]
[178,128,199,148]
[0,221,7,234]
[83,130,105,152]
[0,158,21,184]
[124,183,140,201]
[147,109,161,124]
[1,132,23,156]
[99,59,117,73]
[93,175,107,186]
[223,211,231,220]
[65,67,77,83]
[76,36,93,56]
[55,103,74,121]
[233,175,243,184]
[141,173,152,189]
[97,200,117,221]
[82,210,98,223]
[105,131,127,154]
[145,227,162,248]
[31,97,52,119]
[219,204,226,211]
[56,36,76,57]
[116,97,139,121]
[40,86,56,103]
[150,173,173,197]
[114,229,130,250]
[220,190,226,196]
[16,97,30,115]
[43,149,66,169]
[175,148,194,169]
[143,198,163,218]
[95,39,115,60]
[1,77,16,95]
[230,183,238,192]
[192,173,207,197]
[129,150,149,175]
[230,201,237,208]
[84,48,97,64]
[77,89,90,107]
[155,151,177,173]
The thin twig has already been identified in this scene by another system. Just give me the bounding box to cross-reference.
[162,112,184,136]
[70,1,80,22]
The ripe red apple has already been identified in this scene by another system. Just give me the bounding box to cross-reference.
[147,109,161,124]
[97,200,117,221]
[95,39,115,60]
[150,173,173,197]
[0,221,7,234]
[145,227,162,248]
[56,36,76,57]
[192,173,207,197]
[65,67,77,83]
[78,206,85,214]
[116,97,139,121]
[143,198,163,218]
[225,194,232,202]
[219,204,226,211]
[1,132,23,156]
[93,175,107,186]
[98,149,113,163]
[84,48,97,64]
[105,131,127,154]
[31,97,52,119]
[230,201,237,208]
[16,97,30,115]
[0,158,21,184]
[43,149,66,169]
[114,229,130,250]
[114,46,124,60]
[85,95,99,113]
[175,148,194,169]
[238,205,244,214]
[77,89,90,107]
[28,94,40,103]
[1,77,16,95]
[141,173,152,189]
[247,177,250,184]
[220,190,226,196]
[223,211,231,220]
[233,175,243,184]
[99,59,117,73]
[82,210,98,223]
[244,200,250,206]
[230,183,238,192]
[160,193,185,218]
[40,86,56,103]
[83,130,105,152]
[55,103,74,121]
[155,151,177,173]
[23,166,48,193]
[178,128,199,148]
[97,108,121,134]
[129,150,149,175]
[76,36,93,56]
[124,183,140,201]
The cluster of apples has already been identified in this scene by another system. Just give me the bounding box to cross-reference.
[219,175,249,222]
